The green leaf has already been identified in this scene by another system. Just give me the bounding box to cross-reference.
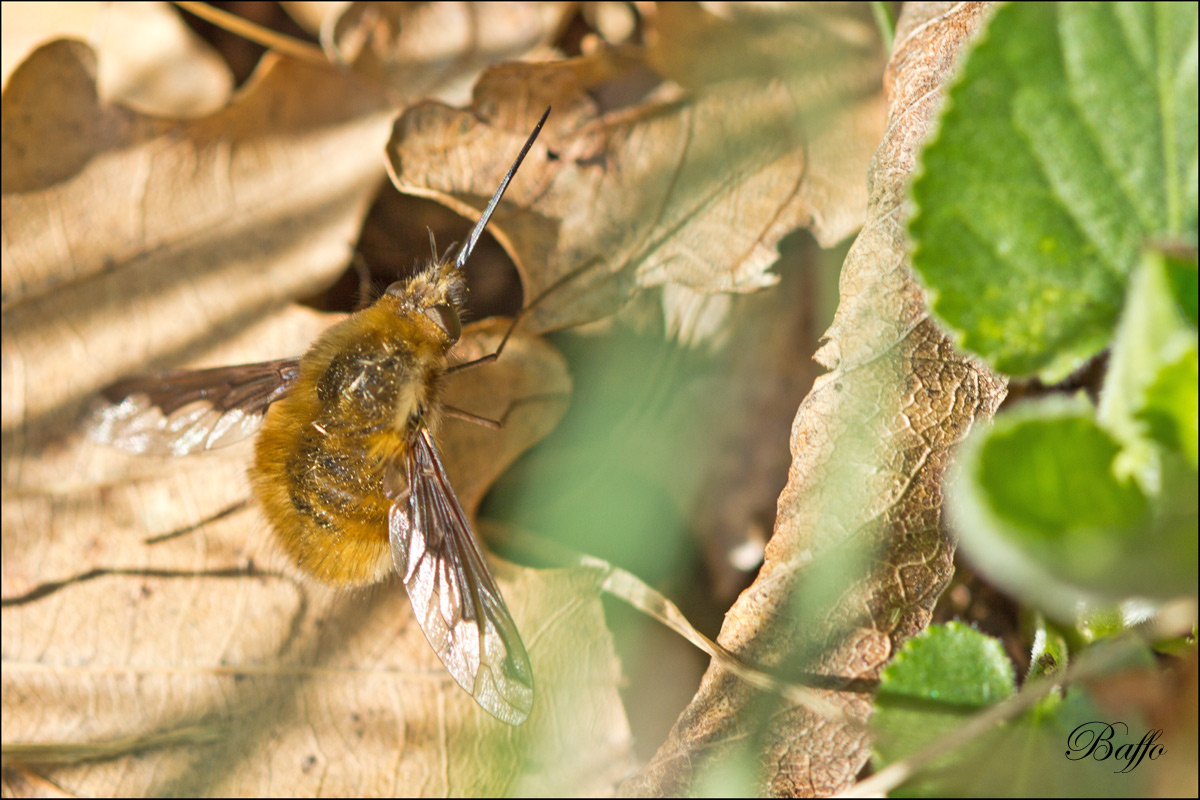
[1136,345,1199,467]
[873,624,1145,797]
[949,397,1196,614]
[1163,253,1199,328]
[1026,614,1070,683]
[979,401,1147,540]
[874,623,1015,770]
[910,3,1199,381]
[1100,250,1200,476]
[879,622,1016,709]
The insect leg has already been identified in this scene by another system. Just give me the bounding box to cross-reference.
[445,318,517,374]
[442,405,502,429]
[442,392,569,430]
[446,250,609,376]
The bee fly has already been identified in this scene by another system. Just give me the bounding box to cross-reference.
[89,108,552,725]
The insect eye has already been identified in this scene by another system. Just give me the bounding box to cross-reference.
[424,304,461,342]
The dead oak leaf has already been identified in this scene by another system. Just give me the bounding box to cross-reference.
[2,40,393,459]
[0,1,233,117]
[621,4,1008,796]
[386,4,886,343]
[2,300,629,796]
[321,1,570,107]
[2,37,629,795]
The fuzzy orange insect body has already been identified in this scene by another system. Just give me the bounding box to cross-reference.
[252,266,462,586]
[90,109,551,725]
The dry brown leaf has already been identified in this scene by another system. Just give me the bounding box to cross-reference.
[280,1,350,36]
[2,40,392,460]
[321,1,570,107]
[581,2,638,47]
[0,2,232,116]
[386,3,886,342]
[2,299,631,795]
[0,763,74,798]
[621,4,1008,796]
[2,35,630,796]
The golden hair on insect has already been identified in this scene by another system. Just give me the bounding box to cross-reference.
[90,108,552,725]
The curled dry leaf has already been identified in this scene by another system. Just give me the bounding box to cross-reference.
[1,40,393,463]
[387,3,886,342]
[431,317,573,514]
[2,297,631,795]
[621,4,1008,796]
[2,36,629,796]
[0,1,233,116]
[321,1,570,107]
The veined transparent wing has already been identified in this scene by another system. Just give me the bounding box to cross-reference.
[89,359,301,456]
[388,427,534,725]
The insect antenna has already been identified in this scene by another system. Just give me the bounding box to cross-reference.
[428,228,439,262]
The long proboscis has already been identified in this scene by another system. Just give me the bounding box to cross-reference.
[455,106,551,270]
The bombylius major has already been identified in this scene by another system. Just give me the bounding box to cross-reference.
[88,109,552,725]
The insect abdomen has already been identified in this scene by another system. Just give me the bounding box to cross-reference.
[251,306,446,587]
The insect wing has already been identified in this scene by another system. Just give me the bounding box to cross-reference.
[389,428,534,725]
[89,359,301,456]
